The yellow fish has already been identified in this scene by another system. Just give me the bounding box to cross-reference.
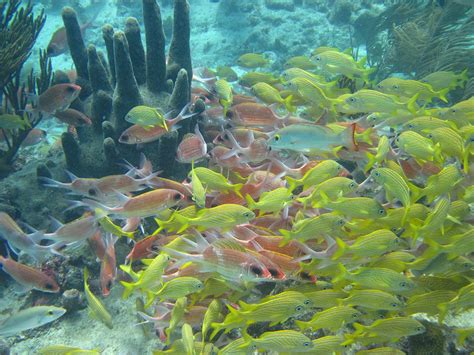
[84,268,113,329]
[237,53,269,68]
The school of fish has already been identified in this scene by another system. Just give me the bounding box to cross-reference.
[0,46,473,354]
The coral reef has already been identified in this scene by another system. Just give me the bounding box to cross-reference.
[365,0,474,84]
[51,0,194,179]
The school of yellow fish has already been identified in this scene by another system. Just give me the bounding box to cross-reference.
[1,47,473,354]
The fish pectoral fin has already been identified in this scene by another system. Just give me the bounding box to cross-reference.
[12,283,32,295]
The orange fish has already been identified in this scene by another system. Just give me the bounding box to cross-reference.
[0,256,59,293]
[35,83,81,115]
[119,104,195,144]
[176,124,207,164]
[54,108,92,126]
[227,102,281,128]
[100,234,117,297]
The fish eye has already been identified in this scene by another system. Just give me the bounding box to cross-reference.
[121,135,129,142]
[88,188,97,196]
[349,182,356,188]
[106,280,112,290]
[274,134,280,142]
[268,268,279,277]
[391,227,398,232]
[225,111,233,119]
[407,124,414,129]
[66,85,76,93]
[337,219,345,226]
[391,302,399,308]
[196,283,204,289]
[392,85,400,90]
[47,310,54,315]
[314,55,321,61]
[295,305,303,312]
[451,109,456,114]
[373,171,380,177]
[45,283,55,290]
[303,342,311,347]
[173,193,182,201]
[416,326,424,332]
[427,133,433,139]
[399,281,407,288]
[243,212,252,218]
[303,299,311,305]
[352,313,359,318]
[250,265,263,276]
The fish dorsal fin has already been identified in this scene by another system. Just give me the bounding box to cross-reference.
[212,238,246,252]
[49,216,64,231]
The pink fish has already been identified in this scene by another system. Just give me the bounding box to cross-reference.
[0,256,59,293]
[54,108,92,127]
[220,129,271,163]
[176,124,207,163]
[81,189,185,218]
[0,129,47,147]
[35,83,81,115]
[0,212,50,261]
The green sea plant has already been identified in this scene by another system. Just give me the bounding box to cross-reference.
[0,51,52,176]
[0,0,45,89]
[358,0,474,83]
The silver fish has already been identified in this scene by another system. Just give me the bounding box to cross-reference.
[0,306,66,337]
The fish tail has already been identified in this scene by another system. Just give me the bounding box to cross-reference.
[459,68,469,87]
[433,143,445,165]
[232,183,244,198]
[361,67,376,83]
[278,229,292,246]
[352,322,366,336]
[364,152,376,173]
[332,262,349,285]
[437,87,450,103]
[245,194,256,210]
[144,291,157,309]
[462,150,469,174]
[285,176,300,192]
[331,237,347,260]
[209,322,227,340]
[408,182,423,203]
[283,95,295,113]
[356,127,373,145]
[438,302,448,324]
[407,93,420,114]
[173,213,190,233]
[120,280,136,300]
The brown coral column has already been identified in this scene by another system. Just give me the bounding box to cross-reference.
[167,0,192,92]
[124,17,147,86]
[142,0,167,93]
[112,31,143,135]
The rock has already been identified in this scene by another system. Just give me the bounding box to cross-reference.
[61,289,87,312]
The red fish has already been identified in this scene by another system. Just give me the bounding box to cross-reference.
[119,104,195,144]
[176,124,207,164]
[54,109,92,127]
[0,256,59,293]
[126,234,160,261]
[82,189,185,218]
[88,230,106,261]
[35,83,81,115]
[100,234,117,297]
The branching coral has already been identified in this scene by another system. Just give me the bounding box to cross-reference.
[0,51,52,176]
[0,0,45,89]
[361,0,474,81]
